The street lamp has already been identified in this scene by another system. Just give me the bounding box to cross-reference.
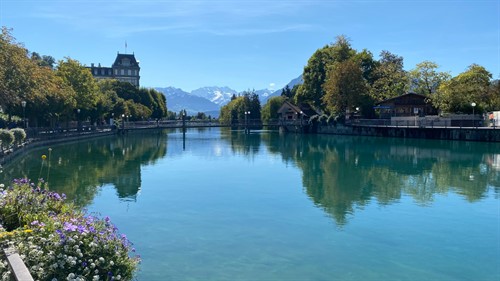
[21,101,26,128]
[77,109,81,131]
[244,111,250,134]
[471,102,476,127]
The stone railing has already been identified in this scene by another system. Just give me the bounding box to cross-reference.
[3,247,34,281]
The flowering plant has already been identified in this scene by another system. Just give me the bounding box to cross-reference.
[0,178,140,280]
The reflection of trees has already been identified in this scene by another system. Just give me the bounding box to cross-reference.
[1,131,167,206]
[220,128,261,156]
[262,133,500,226]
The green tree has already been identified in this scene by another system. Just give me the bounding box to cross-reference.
[295,35,356,109]
[0,27,35,116]
[369,50,408,102]
[219,93,260,126]
[281,85,293,99]
[56,58,100,116]
[487,80,500,111]
[220,97,242,125]
[262,96,285,123]
[322,59,368,116]
[353,49,378,85]
[409,61,450,95]
[435,64,492,114]
[28,66,76,127]
[31,52,56,69]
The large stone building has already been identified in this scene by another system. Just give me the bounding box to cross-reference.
[87,52,140,87]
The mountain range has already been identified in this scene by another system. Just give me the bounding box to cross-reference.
[155,75,303,117]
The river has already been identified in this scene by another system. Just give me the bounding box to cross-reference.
[1,128,499,280]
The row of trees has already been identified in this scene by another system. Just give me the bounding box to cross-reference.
[0,27,167,128]
[219,91,261,125]
[290,35,499,117]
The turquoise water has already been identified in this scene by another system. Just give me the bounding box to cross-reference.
[1,128,499,280]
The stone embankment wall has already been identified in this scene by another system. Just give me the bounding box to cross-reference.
[316,124,500,142]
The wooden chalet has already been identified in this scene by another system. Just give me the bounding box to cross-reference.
[374,93,438,118]
[277,101,318,122]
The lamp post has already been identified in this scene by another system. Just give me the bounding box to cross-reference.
[471,102,476,128]
[244,111,250,134]
[21,100,26,128]
[121,114,125,132]
[77,109,81,132]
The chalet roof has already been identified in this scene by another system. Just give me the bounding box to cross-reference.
[112,53,140,68]
[376,92,431,106]
[277,101,319,117]
[278,100,301,114]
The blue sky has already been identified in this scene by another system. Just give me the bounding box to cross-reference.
[1,0,499,92]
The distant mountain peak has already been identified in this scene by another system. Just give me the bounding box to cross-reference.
[155,75,303,117]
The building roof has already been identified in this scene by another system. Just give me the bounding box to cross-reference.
[112,53,140,68]
[375,92,431,106]
[277,100,319,117]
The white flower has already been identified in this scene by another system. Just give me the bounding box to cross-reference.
[109,261,114,266]
[115,275,121,280]
[0,184,4,188]
[98,257,104,263]
[92,275,99,281]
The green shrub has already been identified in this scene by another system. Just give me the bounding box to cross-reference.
[9,128,26,146]
[0,179,140,280]
[0,129,14,151]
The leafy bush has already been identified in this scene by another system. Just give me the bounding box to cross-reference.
[0,129,14,151]
[9,128,26,146]
[0,179,140,280]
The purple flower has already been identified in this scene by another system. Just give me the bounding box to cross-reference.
[63,222,77,232]
[56,229,66,240]
[77,225,88,234]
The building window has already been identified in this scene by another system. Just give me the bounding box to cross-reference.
[121,69,124,75]
[114,69,117,75]
[128,69,131,76]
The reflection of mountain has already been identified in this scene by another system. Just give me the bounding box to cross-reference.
[0,131,168,205]
[259,133,500,226]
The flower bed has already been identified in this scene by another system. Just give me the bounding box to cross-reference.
[0,178,140,280]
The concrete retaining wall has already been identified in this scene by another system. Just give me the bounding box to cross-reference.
[317,124,500,142]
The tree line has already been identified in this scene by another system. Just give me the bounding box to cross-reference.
[263,35,499,121]
[219,91,261,125]
[0,27,167,128]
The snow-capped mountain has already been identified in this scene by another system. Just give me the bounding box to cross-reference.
[155,75,304,116]
[190,86,238,106]
[155,87,219,115]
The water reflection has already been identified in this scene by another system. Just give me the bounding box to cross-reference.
[258,133,500,225]
[1,131,167,206]
[1,129,499,227]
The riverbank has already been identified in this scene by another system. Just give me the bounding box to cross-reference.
[315,123,500,142]
[0,129,116,166]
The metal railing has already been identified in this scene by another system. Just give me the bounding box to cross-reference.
[348,118,498,129]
